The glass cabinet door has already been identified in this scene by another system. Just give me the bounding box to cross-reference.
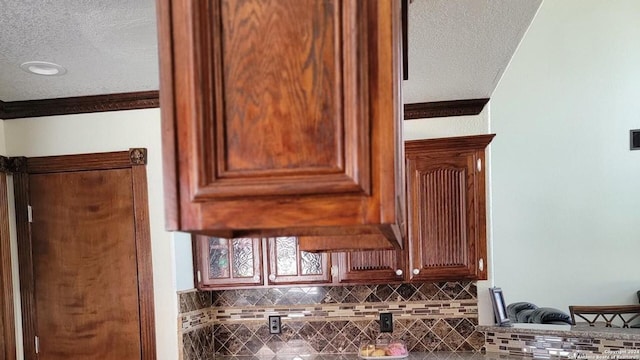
[195,235,262,288]
[267,237,331,285]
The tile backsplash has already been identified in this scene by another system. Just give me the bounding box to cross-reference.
[178,282,484,359]
[485,330,640,358]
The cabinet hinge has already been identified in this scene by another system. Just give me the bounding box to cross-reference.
[196,270,201,283]
[35,335,39,354]
[28,205,33,223]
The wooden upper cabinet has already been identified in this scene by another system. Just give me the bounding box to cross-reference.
[157,0,404,247]
[195,236,263,288]
[405,135,495,281]
[266,237,331,285]
[335,249,404,284]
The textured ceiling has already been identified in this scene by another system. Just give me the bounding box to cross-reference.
[0,0,541,103]
[403,0,542,103]
[0,0,158,102]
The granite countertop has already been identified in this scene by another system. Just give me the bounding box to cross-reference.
[477,323,640,341]
[216,352,531,360]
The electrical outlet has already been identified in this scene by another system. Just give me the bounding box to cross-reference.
[269,315,281,334]
[380,312,393,332]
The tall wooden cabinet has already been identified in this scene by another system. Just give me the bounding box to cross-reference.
[405,135,495,281]
[157,0,404,247]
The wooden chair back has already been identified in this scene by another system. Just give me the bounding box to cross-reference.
[569,305,640,328]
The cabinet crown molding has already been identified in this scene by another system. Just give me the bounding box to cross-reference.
[405,134,496,154]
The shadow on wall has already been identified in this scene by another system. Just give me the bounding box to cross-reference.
[507,302,572,325]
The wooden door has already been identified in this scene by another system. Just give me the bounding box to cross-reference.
[405,135,494,281]
[0,162,16,360]
[13,150,155,360]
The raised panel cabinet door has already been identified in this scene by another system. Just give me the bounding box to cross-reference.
[405,135,494,281]
[336,250,405,284]
[267,237,331,285]
[158,0,404,245]
[195,236,262,288]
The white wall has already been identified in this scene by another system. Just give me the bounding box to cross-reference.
[491,0,640,310]
[174,231,194,291]
[3,109,179,360]
[0,120,5,152]
[404,109,489,141]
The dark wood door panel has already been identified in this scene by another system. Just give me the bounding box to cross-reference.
[30,169,141,359]
[0,171,15,360]
[219,0,341,174]
[188,0,370,199]
[13,150,155,360]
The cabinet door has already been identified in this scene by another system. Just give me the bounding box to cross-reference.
[195,236,262,288]
[405,135,493,281]
[158,0,404,247]
[267,237,331,285]
[336,250,405,284]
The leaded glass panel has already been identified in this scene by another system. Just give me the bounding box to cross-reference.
[208,237,230,278]
[300,251,322,275]
[275,237,297,276]
[232,238,255,278]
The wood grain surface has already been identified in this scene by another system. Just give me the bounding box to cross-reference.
[158,0,404,246]
[30,169,141,359]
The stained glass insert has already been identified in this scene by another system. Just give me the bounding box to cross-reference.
[275,237,297,276]
[300,251,322,275]
[208,238,230,279]
[231,238,255,278]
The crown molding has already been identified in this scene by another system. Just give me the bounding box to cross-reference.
[1,93,488,121]
[404,98,490,120]
[0,91,159,120]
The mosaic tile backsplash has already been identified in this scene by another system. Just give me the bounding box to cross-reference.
[178,282,483,359]
[485,331,640,358]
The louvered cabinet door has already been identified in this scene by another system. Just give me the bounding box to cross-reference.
[336,250,405,284]
[405,135,494,281]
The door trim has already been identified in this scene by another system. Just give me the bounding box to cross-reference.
[0,158,16,360]
[12,149,156,360]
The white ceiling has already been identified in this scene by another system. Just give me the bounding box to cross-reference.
[404,0,542,103]
[0,0,158,102]
[0,0,541,103]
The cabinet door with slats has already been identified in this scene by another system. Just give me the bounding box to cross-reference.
[405,135,493,281]
[336,250,405,284]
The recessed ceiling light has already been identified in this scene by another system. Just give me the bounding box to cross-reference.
[19,61,67,76]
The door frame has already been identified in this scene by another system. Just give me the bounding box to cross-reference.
[0,156,16,360]
[12,149,156,360]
